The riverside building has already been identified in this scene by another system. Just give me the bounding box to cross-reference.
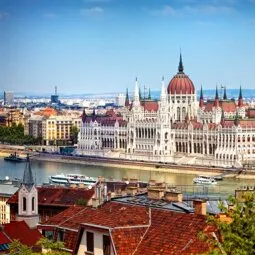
[77,54,255,168]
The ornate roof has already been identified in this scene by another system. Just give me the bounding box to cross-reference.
[167,54,195,95]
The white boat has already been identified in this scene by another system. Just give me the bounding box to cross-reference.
[49,173,97,185]
[193,175,217,185]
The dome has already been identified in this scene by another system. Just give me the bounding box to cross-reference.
[167,54,195,95]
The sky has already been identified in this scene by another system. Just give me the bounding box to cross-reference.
[0,0,255,95]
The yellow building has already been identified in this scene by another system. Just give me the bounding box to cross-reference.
[0,180,19,224]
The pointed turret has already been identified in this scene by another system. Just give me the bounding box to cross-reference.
[81,108,86,123]
[238,86,243,107]
[23,155,34,189]
[139,87,142,101]
[133,77,140,106]
[199,85,204,107]
[178,52,184,73]
[214,86,219,107]
[223,86,227,100]
[125,88,129,107]
[160,76,167,101]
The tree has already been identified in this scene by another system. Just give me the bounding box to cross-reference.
[202,192,255,255]
[70,125,79,145]
[9,238,69,255]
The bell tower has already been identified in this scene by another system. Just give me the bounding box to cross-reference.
[17,155,39,228]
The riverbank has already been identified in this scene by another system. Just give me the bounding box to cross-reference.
[1,146,255,180]
[31,153,255,180]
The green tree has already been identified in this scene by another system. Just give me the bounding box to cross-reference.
[9,238,69,255]
[70,125,79,145]
[202,192,255,255]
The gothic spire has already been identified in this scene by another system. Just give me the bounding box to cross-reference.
[214,85,219,107]
[199,85,204,107]
[239,85,243,99]
[125,88,129,107]
[238,85,243,107]
[148,88,151,100]
[178,52,184,73]
[23,155,34,189]
[223,86,227,100]
[82,108,86,123]
[215,85,219,100]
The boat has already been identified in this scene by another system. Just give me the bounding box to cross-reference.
[4,152,27,163]
[193,175,217,185]
[49,173,97,185]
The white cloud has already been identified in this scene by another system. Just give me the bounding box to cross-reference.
[80,7,104,15]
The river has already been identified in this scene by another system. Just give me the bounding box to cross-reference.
[0,157,254,196]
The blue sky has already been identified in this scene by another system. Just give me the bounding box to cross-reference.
[0,0,255,95]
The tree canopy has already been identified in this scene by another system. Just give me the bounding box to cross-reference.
[203,192,255,255]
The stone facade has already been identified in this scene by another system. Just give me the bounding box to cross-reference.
[77,55,255,168]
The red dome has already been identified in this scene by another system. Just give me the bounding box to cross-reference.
[167,73,195,94]
[167,53,195,95]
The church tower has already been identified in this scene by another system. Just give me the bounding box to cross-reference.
[17,155,39,228]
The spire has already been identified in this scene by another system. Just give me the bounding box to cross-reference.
[223,86,227,100]
[125,88,129,107]
[81,108,86,123]
[23,155,34,189]
[178,52,184,73]
[215,86,219,100]
[214,85,219,107]
[199,85,204,107]
[238,85,243,107]
[133,77,140,106]
[160,76,167,101]
[148,88,151,100]
[139,87,142,101]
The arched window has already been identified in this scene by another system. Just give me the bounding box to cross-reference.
[32,197,35,212]
[177,107,180,121]
[23,197,26,212]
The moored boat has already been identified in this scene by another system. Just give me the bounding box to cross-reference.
[49,173,97,185]
[4,152,27,163]
[193,175,217,185]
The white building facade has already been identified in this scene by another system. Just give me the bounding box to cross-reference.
[77,55,254,168]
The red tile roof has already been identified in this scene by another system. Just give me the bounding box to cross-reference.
[140,100,159,112]
[203,100,236,113]
[39,202,216,255]
[3,221,42,247]
[8,186,95,207]
[0,232,10,245]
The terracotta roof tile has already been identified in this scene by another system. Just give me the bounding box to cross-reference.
[3,221,42,247]
[140,100,159,112]
[8,186,94,207]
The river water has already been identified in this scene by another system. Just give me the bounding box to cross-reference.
[0,157,254,196]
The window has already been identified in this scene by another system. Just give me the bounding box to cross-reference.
[32,197,35,212]
[103,235,111,255]
[87,232,94,253]
[58,230,64,242]
[23,197,26,211]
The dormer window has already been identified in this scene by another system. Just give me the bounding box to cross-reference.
[86,231,94,254]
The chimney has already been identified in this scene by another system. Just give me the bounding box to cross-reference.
[193,200,207,215]
[92,198,100,208]
[127,186,137,196]
[164,191,183,203]
[148,187,165,200]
